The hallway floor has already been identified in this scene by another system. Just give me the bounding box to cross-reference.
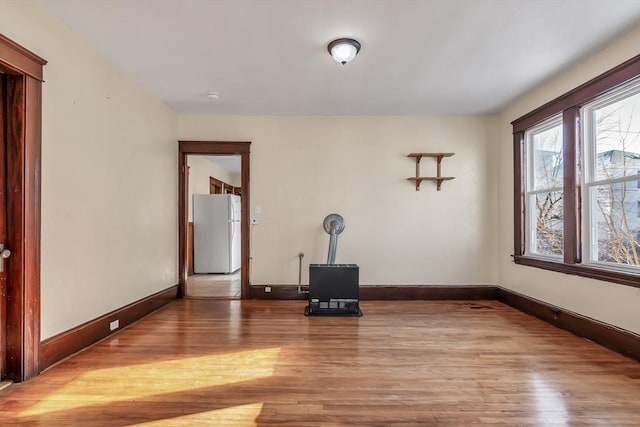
[186,271,240,298]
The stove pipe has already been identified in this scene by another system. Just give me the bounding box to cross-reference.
[323,214,345,265]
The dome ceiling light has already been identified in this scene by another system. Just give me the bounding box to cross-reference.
[327,38,361,65]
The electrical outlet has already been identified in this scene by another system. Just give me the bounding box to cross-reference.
[265,286,271,293]
[109,319,119,331]
[251,218,260,224]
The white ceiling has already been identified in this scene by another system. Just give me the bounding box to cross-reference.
[38,0,640,115]
[205,155,241,175]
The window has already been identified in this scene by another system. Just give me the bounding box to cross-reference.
[583,79,640,270]
[525,116,564,257]
[512,54,640,288]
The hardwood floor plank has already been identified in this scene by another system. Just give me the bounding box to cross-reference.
[1,300,640,425]
[186,272,241,299]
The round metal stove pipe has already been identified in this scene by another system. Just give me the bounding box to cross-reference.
[323,214,345,265]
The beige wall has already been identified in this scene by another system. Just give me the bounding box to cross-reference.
[187,156,240,221]
[4,0,639,342]
[179,115,499,286]
[1,1,179,339]
[497,24,640,334]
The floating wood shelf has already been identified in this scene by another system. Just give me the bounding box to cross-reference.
[407,177,455,191]
[407,153,455,191]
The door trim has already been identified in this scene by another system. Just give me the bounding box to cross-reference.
[178,141,250,298]
[0,34,46,382]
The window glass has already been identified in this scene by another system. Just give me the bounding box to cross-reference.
[531,191,564,256]
[513,55,640,286]
[532,125,563,190]
[591,88,640,181]
[584,78,640,270]
[525,116,563,257]
[589,182,640,266]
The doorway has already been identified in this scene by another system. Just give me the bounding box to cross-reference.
[178,142,250,299]
[0,71,6,383]
[186,154,242,299]
[0,34,46,382]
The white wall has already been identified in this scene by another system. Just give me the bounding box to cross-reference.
[179,115,498,287]
[1,1,179,339]
[187,156,240,221]
[497,24,640,334]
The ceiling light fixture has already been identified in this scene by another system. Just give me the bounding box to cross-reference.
[327,38,361,65]
[206,91,220,100]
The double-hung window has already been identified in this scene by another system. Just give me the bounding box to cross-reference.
[525,115,564,258]
[583,78,640,271]
[513,54,640,288]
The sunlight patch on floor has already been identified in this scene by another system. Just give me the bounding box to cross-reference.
[131,402,264,426]
[20,347,281,417]
[530,372,568,426]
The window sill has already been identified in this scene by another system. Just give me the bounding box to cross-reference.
[513,255,640,289]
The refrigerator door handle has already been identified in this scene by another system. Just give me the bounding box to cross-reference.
[230,200,235,240]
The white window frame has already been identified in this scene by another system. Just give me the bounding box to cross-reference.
[581,77,640,273]
[524,114,564,259]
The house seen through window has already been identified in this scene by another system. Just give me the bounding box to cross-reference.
[583,79,640,269]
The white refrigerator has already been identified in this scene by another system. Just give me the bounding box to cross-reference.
[193,194,241,274]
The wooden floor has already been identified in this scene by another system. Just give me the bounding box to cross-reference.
[186,271,241,298]
[2,300,640,426]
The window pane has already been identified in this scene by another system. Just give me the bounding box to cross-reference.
[590,181,640,266]
[530,191,564,256]
[531,123,563,190]
[593,90,640,181]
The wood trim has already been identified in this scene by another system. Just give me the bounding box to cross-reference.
[360,285,497,300]
[497,287,640,362]
[513,131,525,256]
[209,176,223,194]
[240,151,250,299]
[249,285,498,300]
[0,74,6,380]
[209,176,240,195]
[5,74,27,379]
[39,285,179,372]
[0,34,47,81]
[562,107,581,264]
[178,151,186,296]
[512,53,640,132]
[23,75,42,381]
[186,222,194,275]
[179,141,250,155]
[512,53,640,289]
[178,141,251,299]
[4,73,42,382]
[513,255,640,289]
[249,285,307,300]
[0,33,45,383]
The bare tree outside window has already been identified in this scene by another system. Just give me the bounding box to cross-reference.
[527,83,640,266]
[526,118,564,257]
[513,56,640,287]
[587,89,640,267]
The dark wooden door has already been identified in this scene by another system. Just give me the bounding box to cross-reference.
[0,72,7,380]
[0,34,45,382]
